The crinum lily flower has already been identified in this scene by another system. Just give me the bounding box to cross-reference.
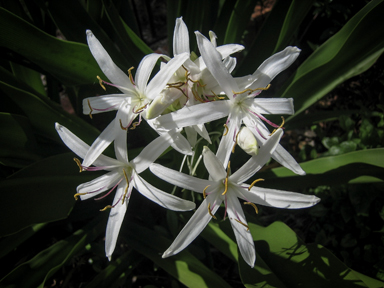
[55,123,195,260]
[82,30,190,167]
[150,129,320,267]
[147,17,244,146]
[153,31,304,174]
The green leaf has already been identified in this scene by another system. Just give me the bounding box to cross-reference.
[0,81,99,144]
[0,153,100,236]
[0,113,42,167]
[0,7,105,86]
[0,214,106,288]
[277,0,384,122]
[122,222,232,288]
[257,148,384,190]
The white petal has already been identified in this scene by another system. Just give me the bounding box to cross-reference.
[231,129,283,183]
[167,129,193,156]
[202,146,227,181]
[241,186,320,209]
[82,120,118,168]
[215,114,241,167]
[223,56,237,74]
[197,44,244,71]
[173,17,190,55]
[195,32,239,96]
[82,95,125,115]
[152,101,230,130]
[194,124,211,144]
[114,105,133,163]
[150,163,215,192]
[131,133,173,173]
[135,53,163,92]
[185,126,197,147]
[132,174,195,211]
[78,171,122,200]
[86,30,133,92]
[55,123,120,168]
[146,53,189,100]
[163,195,221,258]
[250,46,301,89]
[250,98,294,115]
[226,195,255,267]
[105,183,131,260]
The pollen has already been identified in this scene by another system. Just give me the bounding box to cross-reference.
[269,116,285,136]
[100,205,113,211]
[207,203,217,219]
[87,99,93,119]
[74,192,87,200]
[234,218,249,231]
[221,161,231,196]
[73,158,84,172]
[128,67,135,85]
[203,185,210,199]
[248,178,264,191]
[121,169,130,204]
[244,202,259,214]
[119,119,128,130]
[223,124,229,136]
[97,76,106,91]
[232,84,271,96]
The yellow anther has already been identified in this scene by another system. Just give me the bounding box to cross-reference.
[119,119,128,130]
[192,89,205,103]
[248,178,264,191]
[207,203,217,219]
[128,67,135,85]
[245,202,259,214]
[232,84,271,96]
[100,205,113,212]
[121,169,130,204]
[223,124,229,136]
[73,158,83,172]
[269,116,285,136]
[232,130,240,153]
[133,103,148,114]
[221,161,231,196]
[234,218,249,231]
[74,192,87,200]
[97,76,106,91]
[211,90,225,100]
[87,99,93,119]
[130,122,140,130]
[203,185,210,199]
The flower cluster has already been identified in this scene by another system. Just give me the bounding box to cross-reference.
[56,17,320,267]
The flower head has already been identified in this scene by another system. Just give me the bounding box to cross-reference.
[150,129,319,267]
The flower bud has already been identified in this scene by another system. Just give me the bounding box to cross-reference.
[237,127,258,156]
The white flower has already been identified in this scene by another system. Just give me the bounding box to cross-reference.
[147,17,244,146]
[82,30,190,167]
[153,32,304,174]
[55,123,195,260]
[150,129,320,267]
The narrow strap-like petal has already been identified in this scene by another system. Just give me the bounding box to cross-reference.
[202,146,227,181]
[135,53,163,92]
[150,163,215,192]
[132,174,196,211]
[230,128,283,183]
[250,98,294,115]
[162,195,221,258]
[152,101,230,130]
[82,95,125,115]
[195,32,239,97]
[226,195,256,267]
[173,17,190,55]
[146,52,189,100]
[86,30,133,92]
[105,183,131,260]
[78,171,122,200]
[241,186,320,209]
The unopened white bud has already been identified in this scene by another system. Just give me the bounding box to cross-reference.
[237,127,258,156]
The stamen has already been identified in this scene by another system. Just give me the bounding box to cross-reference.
[269,116,285,136]
[203,185,210,199]
[100,205,113,211]
[207,203,217,219]
[119,119,128,130]
[248,178,264,191]
[97,76,106,91]
[234,218,249,231]
[133,103,148,114]
[232,130,241,153]
[221,161,231,196]
[87,99,93,119]
[73,158,83,172]
[74,192,87,200]
[121,169,130,204]
[245,202,259,214]
[232,84,271,96]
[211,90,225,100]
[223,124,229,136]
[128,67,135,85]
